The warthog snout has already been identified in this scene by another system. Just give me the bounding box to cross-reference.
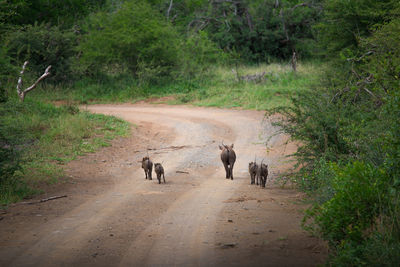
[219,142,236,180]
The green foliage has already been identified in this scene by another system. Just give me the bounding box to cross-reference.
[303,160,400,266]
[189,0,321,61]
[0,0,106,29]
[359,18,400,99]
[0,133,23,197]
[0,45,15,102]
[4,22,76,83]
[329,232,400,266]
[297,158,335,204]
[311,162,388,244]
[176,31,227,80]
[77,1,180,78]
[315,0,399,57]
[271,10,400,266]
[267,85,351,169]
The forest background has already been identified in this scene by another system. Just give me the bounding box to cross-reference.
[1,0,399,265]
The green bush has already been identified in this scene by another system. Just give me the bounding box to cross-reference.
[77,1,180,78]
[175,31,226,81]
[301,160,400,266]
[331,231,400,266]
[297,158,335,203]
[0,134,22,191]
[315,0,398,57]
[313,162,389,244]
[267,85,352,170]
[4,22,76,83]
[0,0,106,29]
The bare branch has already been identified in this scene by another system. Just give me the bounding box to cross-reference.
[167,0,173,21]
[24,65,51,94]
[291,3,310,11]
[16,61,28,96]
[347,51,374,62]
[16,61,51,102]
[187,17,221,32]
[279,9,290,42]
[13,195,67,205]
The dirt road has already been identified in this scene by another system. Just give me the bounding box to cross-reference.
[0,104,326,266]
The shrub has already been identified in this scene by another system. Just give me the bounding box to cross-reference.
[313,162,389,244]
[4,22,76,83]
[175,31,226,81]
[315,0,398,57]
[77,1,180,78]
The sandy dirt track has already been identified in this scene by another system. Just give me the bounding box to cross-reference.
[0,104,327,266]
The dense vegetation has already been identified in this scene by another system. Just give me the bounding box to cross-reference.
[1,0,400,265]
[268,1,400,265]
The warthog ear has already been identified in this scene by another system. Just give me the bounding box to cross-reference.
[219,145,224,150]
[230,144,234,149]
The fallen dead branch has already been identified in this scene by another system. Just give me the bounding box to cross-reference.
[148,145,191,151]
[223,196,257,203]
[16,195,67,205]
[231,69,267,83]
[176,170,189,174]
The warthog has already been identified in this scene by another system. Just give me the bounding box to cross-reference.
[219,142,236,180]
[154,163,165,184]
[257,162,269,188]
[248,161,258,185]
[141,156,153,180]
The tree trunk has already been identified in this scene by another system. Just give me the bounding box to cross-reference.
[291,51,297,72]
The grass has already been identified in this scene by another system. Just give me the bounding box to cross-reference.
[31,61,325,110]
[172,62,324,109]
[0,98,130,205]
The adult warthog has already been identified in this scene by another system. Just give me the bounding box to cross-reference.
[141,156,153,180]
[219,142,236,180]
[257,161,268,188]
[154,163,165,184]
[248,161,258,185]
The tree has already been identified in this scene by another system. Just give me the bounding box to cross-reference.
[187,0,322,61]
[315,0,398,57]
[4,22,76,83]
[77,1,181,77]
